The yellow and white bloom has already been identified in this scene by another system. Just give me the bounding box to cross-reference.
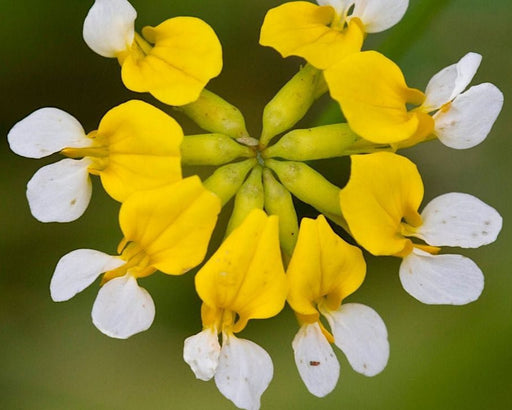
[259,0,408,69]
[184,210,288,410]
[50,177,221,338]
[83,0,222,106]
[287,215,388,397]
[340,152,502,304]
[325,51,504,147]
[8,100,182,222]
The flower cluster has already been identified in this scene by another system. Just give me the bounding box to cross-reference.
[8,0,503,409]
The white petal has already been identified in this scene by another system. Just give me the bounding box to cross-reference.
[423,52,482,111]
[434,83,504,149]
[292,322,339,397]
[351,0,409,33]
[184,328,221,381]
[322,303,389,376]
[91,275,155,339]
[416,192,502,248]
[7,108,88,159]
[26,158,92,223]
[215,334,273,410]
[317,0,351,15]
[50,249,125,302]
[400,249,484,305]
[83,0,136,58]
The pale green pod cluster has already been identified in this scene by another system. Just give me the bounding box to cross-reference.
[181,133,254,165]
[264,159,342,222]
[226,166,265,235]
[260,64,324,147]
[262,169,299,259]
[203,159,257,206]
[178,89,250,140]
[263,124,359,161]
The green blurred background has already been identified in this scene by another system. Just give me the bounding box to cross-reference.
[1,0,511,408]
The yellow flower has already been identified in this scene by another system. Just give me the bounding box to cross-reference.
[50,177,221,338]
[324,51,503,147]
[184,209,287,410]
[83,0,222,105]
[259,0,408,69]
[340,152,502,304]
[8,100,183,222]
[287,215,388,397]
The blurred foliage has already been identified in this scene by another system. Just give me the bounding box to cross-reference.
[1,0,511,409]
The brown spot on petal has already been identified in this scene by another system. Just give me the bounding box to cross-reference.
[309,361,320,366]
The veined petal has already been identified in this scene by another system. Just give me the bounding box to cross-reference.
[8,108,89,159]
[195,209,287,332]
[292,322,339,397]
[97,100,183,202]
[50,249,125,302]
[121,17,222,106]
[322,303,389,376]
[339,153,423,255]
[83,0,136,58]
[423,52,482,112]
[119,177,220,274]
[91,274,155,338]
[415,192,502,248]
[215,334,273,410]
[351,0,408,33]
[399,249,484,305]
[183,328,221,381]
[27,158,92,223]
[287,216,366,317]
[325,51,428,143]
[434,83,504,149]
[259,2,363,69]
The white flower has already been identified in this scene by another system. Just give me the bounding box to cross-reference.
[184,331,273,410]
[8,108,94,222]
[401,192,502,304]
[293,304,389,397]
[422,52,504,149]
[50,249,155,339]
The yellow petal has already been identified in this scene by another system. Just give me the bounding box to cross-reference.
[96,100,183,202]
[119,176,221,274]
[339,153,423,255]
[324,51,430,143]
[121,17,222,106]
[259,2,364,69]
[287,216,366,317]
[195,209,288,333]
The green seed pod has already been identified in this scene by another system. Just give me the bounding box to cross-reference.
[260,64,322,147]
[262,124,359,161]
[203,159,257,206]
[226,166,264,235]
[263,168,299,259]
[181,133,254,166]
[178,89,249,140]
